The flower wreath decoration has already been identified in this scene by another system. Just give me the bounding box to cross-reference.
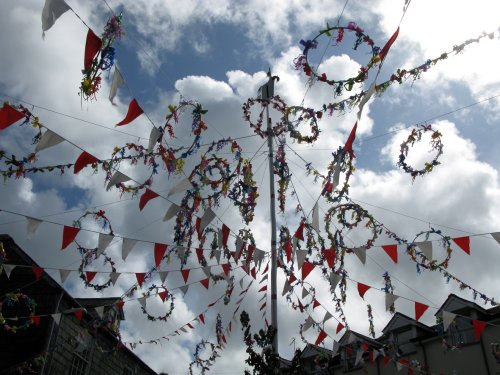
[285,106,322,144]
[228,159,259,225]
[322,146,355,204]
[397,124,443,180]
[407,228,453,269]
[274,141,291,213]
[0,292,37,333]
[140,284,175,322]
[287,282,317,313]
[242,95,288,138]
[78,246,117,292]
[189,340,220,375]
[73,210,115,235]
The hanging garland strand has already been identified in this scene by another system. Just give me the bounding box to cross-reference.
[0,293,37,333]
[189,340,221,375]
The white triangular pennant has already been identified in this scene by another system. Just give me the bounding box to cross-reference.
[52,313,62,325]
[97,233,114,257]
[235,237,244,256]
[396,361,403,371]
[296,250,308,270]
[311,202,320,233]
[95,306,105,319]
[442,310,457,332]
[137,296,147,308]
[372,349,380,361]
[199,208,216,233]
[214,250,222,264]
[385,293,399,311]
[253,248,265,267]
[357,81,376,117]
[180,327,187,333]
[159,271,168,283]
[346,331,356,344]
[491,232,500,244]
[41,0,71,36]
[106,171,131,191]
[26,217,43,240]
[3,264,15,279]
[282,279,292,296]
[332,163,341,190]
[35,129,65,152]
[168,178,192,197]
[109,272,120,286]
[302,287,309,299]
[303,316,314,332]
[260,274,268,283]
[202,266,211,277]
[148,126,162,153]
[109,67,124,104]
[355,349,363,366]
[177,246,186,262]
[59,269,70,283]
[352,247,366,265]
[179,285,189,295]
[121,238,137,261]
[329,272,341,289]
[323,311,333,323]
[163,203,180,222]
[416,241,433,260]
[239,277,245,289]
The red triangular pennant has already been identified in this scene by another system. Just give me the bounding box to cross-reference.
[116,98,144,126]
[369,350,375,365]
[74,309,84,320]
[222,263,231,276]
[452,236,470,255]
[61,226,80,250]
[288,273,297,284]
[250,267,257,279]
[74,151,99,174]
[302,261,315,280]
[221,224,230,247]
[378,27,400,62]
[344,122,358,158]
[321,249,336,268]
[363,343,369,353]
[258,285,267,292]
[187,323,194,329]
[260,302,266,311]
[473,320,487,341]
[313,299,321,309]
[383,355,390,366]
[321,181,333,196]
[294,222,305,241]
[196,248,204,263]
[84,29,102,70]
[315,329,327,345]
[415,302,429,321]
[116,300,125,309]
[32,267,44,280]
[181,269,190,283]
[357,282,370,298]
[139,188,160,211]
[0,104,26,131]
[136,272,146,288]
[200,278,210,289]
[31,315,41,326]
[199,313,205,324]
[154,243,168,268]
[159,290,168,302]
[283,241,292,263]
[86,271,97,283]
[336,322,344,334]
[381,244,398,264]
[195,217,202,239]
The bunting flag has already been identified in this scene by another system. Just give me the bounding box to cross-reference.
[116,99,144,126]
[416,241,433,260]
[283,241,292,263]
[163,203,180,222]
[94,306,105,319]
[452,236,470,255]
[116,300,125,310]
[222,263,231,276]
[198,314,205,324]
[74,151,99,174]
[302,287,309,299]
[74,309,84,320]
[0,103,27,131]
[61,226,80,250]
[135,273,146,288]
[312,299,321,309]
[84,29,102,71]
[41,0,71,36]
[106,171,131,191]
[472,320,487,341]
[491,232,500,244]
[109,67,124,104]
[154,243,168,268]
[336,322,345,334]
[441,311,456,332]
[352,247,366,265]
[138,296,147,308]
[311,202,320,232]
[181,269,190,283]
[323,311,333,323]
[378,27,400,62]
[321,249,335,268]
[31,315,41,326]
[97,233,114,257]
[382,244,398,264]
[35,129,65,153]
[303,316,314,332]
[139,188,160,211]
[344,122,358,158]
[357,82,376,118]
[355,349,363,366]
[385,293,399,311]
[110,272,120,286]
[199,208,216,234]
[52,313,62,325]
[282,279,292,296]
[86,271,97,283]
[315,329,328,346]
[179,285,189,295]
[3,264,15,279]
[122,238,137,260]
[294,222,305,241]
[158,271,168,283]
[296,249,307,270]
[221,224,230,247]
[167,178,192,197]
[357,282,370,298]
[59,269,70,283]
[26,217,43,240]
[330,272,341,289]
[383,356,390,366]
[301,261,314,280]
[415,302,429,321]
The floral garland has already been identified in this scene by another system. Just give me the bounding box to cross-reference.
[285,106,322,144]
[140,284,175,322]
[0,293,37,333]
[295,22,380,97]
[80,14,123,100]
[273,141,290,212]
[367,304,375,338]
[216,313,224,346]
[397,124,443,180]
[73,210,114,235]
[383,272,396,314]
[189,340,220,375]
[320,146,355,205]
[242,96,288,138]
[228,159,259,224]
[407,228,453,269]
[78,246,116,292]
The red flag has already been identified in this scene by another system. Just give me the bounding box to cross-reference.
[86,271,97,283]
[135,273,146,288]
[181,269,190,283]
[302,261,314,280]
[344,122,358,158]
[363,343,369,353]
[139,188,160,211]
[258,285,267,292]
[154,243,168,268]
[200,278,210,289]
[251,267,256,279]
[321,181,333,196]
[32,267,44,280]
[116,99,144,126]
[222,263,231,276]
[159,290,168,302]
[315,329,327,345]
[321,249,336,268]
[313,299,321,309]
[199,313,205,324]
[369,350,375,365]
[221,224,230,247]
[336,322,344,334]
[288,273,297,284]
[195,217,202,240]
[357,282,370,298]
[378,27,400,62]
[196,248,204,263]
[452,236,470,255]
[31,315,41,326]
[187,323,194,329]
[473,320,487,341]
[382,244,398,264]
[74,151,99,174]
[74,309,84,320]
[415,302,429,321]
[294,222,305,241]
[61,226,80,250]
[283,241,292,263]
[221,334,227,344]
[260,302,266,311]
[383,356,390,366]
[116,300,125,309]
[0,104,26,131]
[84,29,102,70]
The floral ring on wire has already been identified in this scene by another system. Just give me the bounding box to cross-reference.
[242,95,287,138]
[73,210,114,236]
[78,246,116,292]
[295,22,380,96]
[140,284,175,322]
[189,340,220,375]
[397,124,443,181]
[228,159,259,225]
[287,281,317,312]
[408,228,453,269]
[286,106,322,144]
[0,292,37,333]
[322,146,355,204]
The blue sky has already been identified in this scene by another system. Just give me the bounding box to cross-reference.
[1,0,500,373]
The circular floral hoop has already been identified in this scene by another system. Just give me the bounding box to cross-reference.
[242,96,288,138]
[295,22,380,96]
[189,340,220,375]
[397,124,443,180]
[73,210,114,236]
[140,284,175,322]
[408,229,453,269]
[286,106,322,144]
[78,246,117,292]
[287,282,317,312]
[228,159,259,224]
[0,293,36,333]
[322,147,355,204]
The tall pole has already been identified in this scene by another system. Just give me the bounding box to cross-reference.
[259,69,279,354]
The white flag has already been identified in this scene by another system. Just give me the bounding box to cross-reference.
[97,233,114,257]
[303,316,314,332]
[296,250,308,270]
[122,238,137,261]
[106,171,131,191]
[311,202,320,233]
[355,350,363,366]
[199,208,216,233]
[148,126,162,153]
[163,203,180,222]
[59,269,70,283]
[416,241,433,260]
[179,285,189,295]
[41,0,71,36]
[385,293,399,311]
[352,247,366,265]
[3,264,15,279]
[35,130,65,152]
[442,310,457,332]
[137,296,147,308]
[282,279,292,296]
[159,271,168,283]
[26,217,43,240]
[214,250,222,264]
[323,311,333,323]
[52,313,62,325]
[491,232,500,244]
[109,67,124,104]
[329,272,341,289]
[110,272,120,286]
[168,178,192,197]
[302,287,309,299]
[95,306,105,319]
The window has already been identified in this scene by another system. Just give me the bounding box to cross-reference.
[69,348,91,375]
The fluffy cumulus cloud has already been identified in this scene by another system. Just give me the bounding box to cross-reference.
[1,0,500,374]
